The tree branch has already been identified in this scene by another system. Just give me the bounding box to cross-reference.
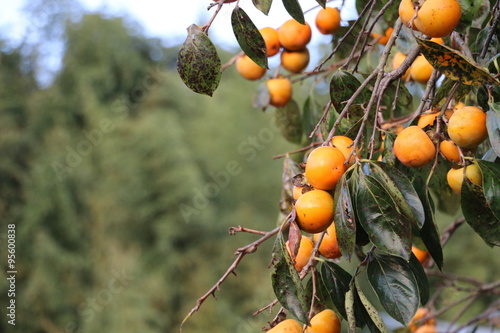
[179,214,292,332]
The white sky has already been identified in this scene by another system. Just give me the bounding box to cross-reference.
[0,0,356,48]
[0,0,357,85]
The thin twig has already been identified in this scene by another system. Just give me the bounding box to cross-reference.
[314,1,375,72]
[299,231,325,280]
[344,0,377,69]
[325,69,378,143]
[446,292,479,332]
[440,217,466,248]
[202,0,227,34]
[307,266,318,322]
[451,300,500,333]
[221,51,243,72]
[309,100,333,139]
[272,141,322,160]
[413,67,441,119]
[253,299,279,316]
[480,1,500,59]
[228,225,268,235]
[179,214,292,332]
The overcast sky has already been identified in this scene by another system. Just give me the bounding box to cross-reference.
[1,0,357,47]
[0,0,356,85]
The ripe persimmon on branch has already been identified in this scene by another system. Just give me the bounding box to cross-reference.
[177,0,500,332]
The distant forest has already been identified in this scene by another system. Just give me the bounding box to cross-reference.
[0,4,498,333]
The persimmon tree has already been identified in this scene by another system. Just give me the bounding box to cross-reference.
[177,0,500,332]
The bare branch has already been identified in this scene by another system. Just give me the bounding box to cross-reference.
[179,214,292,332]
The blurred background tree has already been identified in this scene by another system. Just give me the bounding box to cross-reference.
[0,7,294,333]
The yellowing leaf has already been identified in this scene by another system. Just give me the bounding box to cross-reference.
[415,37,499,86]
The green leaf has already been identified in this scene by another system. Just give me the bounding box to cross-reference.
[395,24,417,55]
[274,99,303,144]
[302,95,321,138]
[367,253,420,325]
[177,24,221,96]
[471,23,498,66]
[457,0,489,32]
[461,181,500,247]
[252,0,272,15]
[432,78,471,106]
[345,289,357,332]
[347,168,371,248]
[341,106,365,137]
[486,110,500,159]
[415,37,500,86]
[282,0,305,24]
[333,173,357,260]
[231,7,268,69]
[356,171,412,259]
[315,0,326,8]
[368,161,425,230]
[381,132,397,165]
[319,261,352,320]
[409,252,430,305]
[476,160,500,222]
[329,69,370,112]
[315,269,336,310]
[380,81,413,119]
[412,177,443,270]
[271,232,310,323]
[355,278,388,333]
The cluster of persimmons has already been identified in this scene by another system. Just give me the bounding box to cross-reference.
[395,103,487,196]
[236,6,342,107]
[229,0,485,332]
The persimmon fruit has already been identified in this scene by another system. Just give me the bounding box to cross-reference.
[305,309,341,333]
[266,78,292,107]
[393,126,436,168]
[286,235,314,272]
[414,325,437,333]
[393,51,410,81]
[399,0,461,37]
[295,189,334,234]
[278,19,312,51]
[331,135,359,168]
[447,162,482,194]
[293,185,304,200]
[304,146,346,190]
[313,223,342,259]
[315,7,341,35]
[414,0,461,37]
[447,106,488,149]
[410,55,433,84]
[260,27,281,57]
[417,109,453,128]
[372,26,394,45]
[281,48,310,73]
[409,308,436,332]
[236,55,266,81]
[439,139,460,163]
[412,246,429,265]
[268,319,303,333]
